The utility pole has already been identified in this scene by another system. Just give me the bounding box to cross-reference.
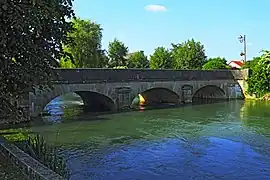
[238,35,247,63]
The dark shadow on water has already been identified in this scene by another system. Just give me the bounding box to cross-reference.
[40,99,232,126]
[192,98,229,105]
[0,98,237,130]
[32,115,112,128]
[134,99,231,112]
[33,98,235,126]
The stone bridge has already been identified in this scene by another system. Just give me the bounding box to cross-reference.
[25,68,249,117]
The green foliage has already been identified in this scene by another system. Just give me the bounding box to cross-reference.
[127,51,149,68]
[242,57,260,70]
[108,38,129,68]
[61,18,107,68]
[113,66,128,69]
[16,134,70,178]
[0,0,74,120]
[202,57,230,70]
[171,39,207,70]
[59,58,76,68]
[149,47,173,69]
[247,50,270,97]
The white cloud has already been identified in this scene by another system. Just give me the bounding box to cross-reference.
[144,4,167,12]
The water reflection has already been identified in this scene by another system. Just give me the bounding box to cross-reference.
[240,100,270,137]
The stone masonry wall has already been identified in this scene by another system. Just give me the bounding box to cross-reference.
[52,69,247,83]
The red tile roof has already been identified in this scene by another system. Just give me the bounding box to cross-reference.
[228,60,244,67]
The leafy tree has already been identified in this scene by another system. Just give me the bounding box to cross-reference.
[202,57,230,70]
[247,50,270,97]
[61,18,106,68]
[242,57,260,70]
[171,39,207,70]
[98,50,109,68]
[149,47,173,69]
[0,0,74,121]
[107,39,128,68]
[59,57,76,68]
[127,51,149,68]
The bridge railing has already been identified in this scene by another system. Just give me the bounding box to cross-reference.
[51,68,248,83]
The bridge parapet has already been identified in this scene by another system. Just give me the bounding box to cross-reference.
[51,68,248,84]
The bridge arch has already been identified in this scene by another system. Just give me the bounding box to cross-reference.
[138,87,180,106]
[192,85,227,103]
[30,85,116,117]
[75,91,116,112]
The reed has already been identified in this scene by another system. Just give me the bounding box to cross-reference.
[15,133,70,179]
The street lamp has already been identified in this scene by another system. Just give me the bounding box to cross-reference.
[238,35,247,63]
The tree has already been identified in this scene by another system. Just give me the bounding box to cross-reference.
[149,47,173,69]
[98,50,109,68]
[0,0,75,121]
[202,57,230,70]
[107,39,128,68]
[59,57,76,68]
[247,50,270,97]
[242,57,260,70]
[61,18,107,68]
[171,39,207,70]
[127,51,149,68]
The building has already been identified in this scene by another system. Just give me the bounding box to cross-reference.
[228,60,244,69]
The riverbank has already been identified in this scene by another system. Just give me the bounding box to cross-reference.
[244,93,270,101]
[264,93,270,101]
[0,152,29,180]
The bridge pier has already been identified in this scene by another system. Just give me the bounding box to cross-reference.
[114,87,134,110]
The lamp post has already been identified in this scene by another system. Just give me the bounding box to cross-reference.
[238,35,247,63]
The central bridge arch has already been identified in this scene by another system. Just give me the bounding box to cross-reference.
[139,87,180,106]
[76,91,116,112]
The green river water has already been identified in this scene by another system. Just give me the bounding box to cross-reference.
[3,98,270,180]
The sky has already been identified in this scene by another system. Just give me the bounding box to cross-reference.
[73,0,270,61]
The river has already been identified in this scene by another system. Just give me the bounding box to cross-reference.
[10,96,270,179]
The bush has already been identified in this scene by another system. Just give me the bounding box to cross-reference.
[247,50,270,97]
[202,57,229,70]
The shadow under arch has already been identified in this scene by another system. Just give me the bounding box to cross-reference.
[42,91,116,116]
[139,87,180,106]
[76,91,116,112]
[192,85,227,104]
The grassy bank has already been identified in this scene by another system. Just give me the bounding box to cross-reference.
[244,93,270,101]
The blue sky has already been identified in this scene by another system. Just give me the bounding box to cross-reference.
[73,0,270,61]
